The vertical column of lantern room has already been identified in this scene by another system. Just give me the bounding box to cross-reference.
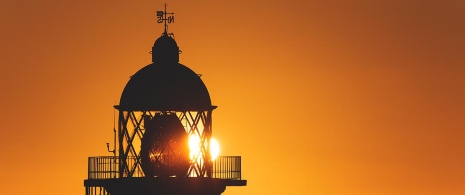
[205,109,213,177]
[118,109,130,178]
[118,109,151,178]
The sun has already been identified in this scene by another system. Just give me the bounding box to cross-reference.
[188,135,220,161]
[210,138,220,161]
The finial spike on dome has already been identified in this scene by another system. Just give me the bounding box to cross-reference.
[156,3,175,36]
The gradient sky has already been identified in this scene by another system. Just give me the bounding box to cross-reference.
[1,0,464,195]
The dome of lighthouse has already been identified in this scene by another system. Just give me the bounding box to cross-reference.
[152,33,179,63]
[118,34,211,111]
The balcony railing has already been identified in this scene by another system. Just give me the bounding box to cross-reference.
[212,156,242,180]
[87,156,242,180]
[88,156,118,179]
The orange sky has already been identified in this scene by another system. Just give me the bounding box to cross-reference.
[1,0,464,195]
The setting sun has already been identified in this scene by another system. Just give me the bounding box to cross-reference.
[209,138,220,161]
[188,135,220,161]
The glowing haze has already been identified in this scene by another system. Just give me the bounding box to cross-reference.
[1,1,464,195]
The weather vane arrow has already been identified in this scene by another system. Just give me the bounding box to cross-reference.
[157,3,174,35]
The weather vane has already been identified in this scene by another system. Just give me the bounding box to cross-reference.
[156,3,174,35]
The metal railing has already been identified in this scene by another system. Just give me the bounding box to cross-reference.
[88,156,118,179]
[212,156,242,180]
[87,156,242,180]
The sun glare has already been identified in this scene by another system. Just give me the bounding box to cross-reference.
[210,138,220,161]
[188,135,220,161]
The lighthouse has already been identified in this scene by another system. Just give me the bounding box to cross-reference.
[84,4,246,195]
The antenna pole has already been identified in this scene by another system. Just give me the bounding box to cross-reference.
[164,3,168,34]
[113,107,116,159]
[106,108,117,178]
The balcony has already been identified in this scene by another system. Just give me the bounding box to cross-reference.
[87,156,242,180]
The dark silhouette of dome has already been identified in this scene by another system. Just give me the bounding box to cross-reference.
[152,34,179,63]
[119,62,212,111]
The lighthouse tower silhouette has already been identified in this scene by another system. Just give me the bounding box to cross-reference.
[84,4,247,195]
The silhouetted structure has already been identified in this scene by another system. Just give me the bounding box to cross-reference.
[84,4,246,195]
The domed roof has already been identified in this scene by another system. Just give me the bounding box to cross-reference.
[152,34,179,63]
[118,62,212,111]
